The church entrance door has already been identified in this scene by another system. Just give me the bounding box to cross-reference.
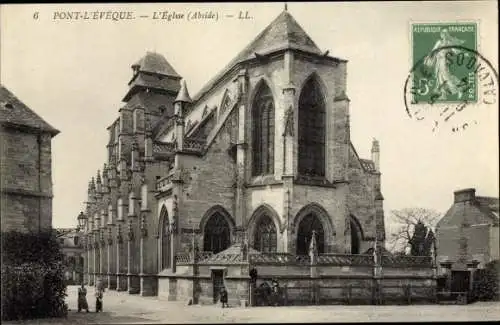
[212,270,225,303]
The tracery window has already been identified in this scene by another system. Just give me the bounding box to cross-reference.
[296,213,325,255]
[203,213,231,254]
[298,77,326,177]
[350,219,361,255]
[252,82,275,176]
[254,215,277,253]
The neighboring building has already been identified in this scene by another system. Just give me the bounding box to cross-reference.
[0,85,59,232]
[81,9,434,305]
[436,188,500,269]
[56,228,85,284]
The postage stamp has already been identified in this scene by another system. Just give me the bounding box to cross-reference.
[405,22,498,133]
[411,22,478,104]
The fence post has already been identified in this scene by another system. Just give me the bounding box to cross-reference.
[405,283,411,305]
[284,284,288,306]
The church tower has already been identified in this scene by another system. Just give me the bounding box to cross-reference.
[107,52,182,167]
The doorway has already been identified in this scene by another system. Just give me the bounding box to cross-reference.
[212,270,225,303]
[451,270,470,293]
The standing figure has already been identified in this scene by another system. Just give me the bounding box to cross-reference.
[77,283,89,313]
[95,277,105,312]
[423,28,466,100]
[220,286,228,308]
[271,279,281,306]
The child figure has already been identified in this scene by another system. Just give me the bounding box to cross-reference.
[220,286,228,308]
[95,278,105,312]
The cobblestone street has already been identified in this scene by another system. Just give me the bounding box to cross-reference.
[3,286,500,324]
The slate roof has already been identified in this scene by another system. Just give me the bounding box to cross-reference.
[0,85,59,136]
[202,243,260,264]
[132,51,180,78]
[191,10,333,103]
[438,192,500,228]
[475,196,500,222]
[175,80,192,103]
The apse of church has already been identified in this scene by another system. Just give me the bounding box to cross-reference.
[82,10,387,299]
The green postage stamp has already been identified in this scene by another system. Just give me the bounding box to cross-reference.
[411,22,478,104]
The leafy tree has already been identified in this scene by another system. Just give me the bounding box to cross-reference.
[387,208,441,255]
[1,231,68,321]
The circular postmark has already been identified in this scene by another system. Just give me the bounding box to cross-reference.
[404,45,498,133]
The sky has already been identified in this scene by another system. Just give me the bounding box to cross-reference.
[1,2,498,230]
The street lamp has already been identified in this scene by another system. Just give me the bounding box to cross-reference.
[77,211,87,232]
[76,211,88,285]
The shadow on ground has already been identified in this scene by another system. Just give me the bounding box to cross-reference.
[3,310,152,325]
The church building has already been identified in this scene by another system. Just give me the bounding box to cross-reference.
[82,9,434,306]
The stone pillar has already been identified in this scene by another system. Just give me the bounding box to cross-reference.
[127,217,140,294]
[107,227,117,289]
[191,239,200,304]
[235,69,248,229]
[90,236,96,286]
[282,80,295,253]
[93,232,99,286]
[99,231,107,287]
[170,190,180,274]
[140,214,155,296]
[116,222,127,291]
[372,240,382,305]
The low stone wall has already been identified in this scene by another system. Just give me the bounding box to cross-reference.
[134,252,437,306]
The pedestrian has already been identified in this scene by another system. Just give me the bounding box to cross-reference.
[77,283,89,313]
[220,286,228,308]
[95,277,105,312]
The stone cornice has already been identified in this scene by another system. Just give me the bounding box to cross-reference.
[1,188,53,198]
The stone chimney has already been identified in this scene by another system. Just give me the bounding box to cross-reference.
[371,138,380,172]
[454,188,476,203]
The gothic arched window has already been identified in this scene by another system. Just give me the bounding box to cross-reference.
[203,213,231,254]
[254,215,277,253]
[161,210,171,270]
[296,213,325,255]
[350,217,362,255]
[252,82,275,176]
[298,77,326,177]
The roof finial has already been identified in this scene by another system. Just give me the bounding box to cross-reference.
[284,2,288,11]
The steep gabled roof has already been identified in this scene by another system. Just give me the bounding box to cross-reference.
[132,51,180,78]
[438,193,500,228]
[0,85,59,136]
[475,196,500,223]
[230,10,322,64]
[191,10,329,104]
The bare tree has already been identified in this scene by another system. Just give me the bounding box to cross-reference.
[387,208,441,254]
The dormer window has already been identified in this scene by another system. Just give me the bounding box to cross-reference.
[2,102,14,110]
